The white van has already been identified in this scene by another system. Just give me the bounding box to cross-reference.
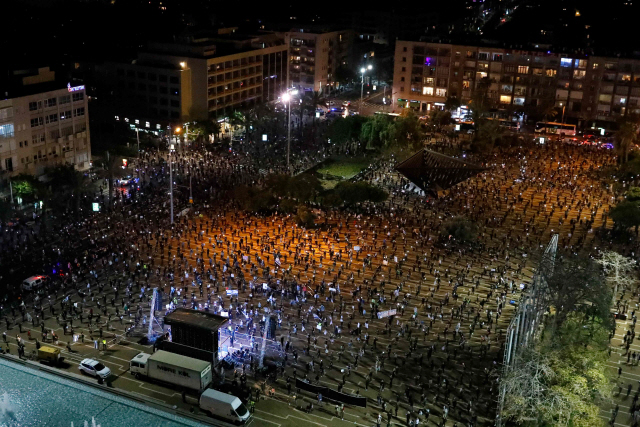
[22,276,48,291]
[199,389,251,425]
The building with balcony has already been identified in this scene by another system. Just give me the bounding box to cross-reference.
[393,40,640,128]
[0,67,90,179]
[98,33,288,129]
[285,28,355,93]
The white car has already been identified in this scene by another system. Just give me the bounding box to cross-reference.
[21,275,49,291]
[79,359,111,379]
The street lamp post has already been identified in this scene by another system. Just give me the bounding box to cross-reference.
[169,127,180,224]
[136,127,140,160]
[282,93,291,172]
[360,64,373,115]
[189,162,193,204]
[169,142,174,224]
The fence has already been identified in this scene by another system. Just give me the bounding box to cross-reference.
[496,234,558,427]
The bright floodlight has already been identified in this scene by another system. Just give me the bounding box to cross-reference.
[282,93,291,103]
[175,127,181,133]
[368,65,373,70]
[360,68,366,73]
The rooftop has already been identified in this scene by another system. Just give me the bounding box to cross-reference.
[164,308,228,331]
[0,67,80,100]
[151,350,211,371]
[395,149,486,195]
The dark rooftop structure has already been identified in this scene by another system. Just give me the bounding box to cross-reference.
[395,149,485,195]
[164,308,228,331]
[161,308,228,364]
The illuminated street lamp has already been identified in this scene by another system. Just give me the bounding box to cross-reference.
[169,127,181,224]
[282,90,298,174]
[360,64,373,115]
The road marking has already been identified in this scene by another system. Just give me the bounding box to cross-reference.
[251,416,281,426]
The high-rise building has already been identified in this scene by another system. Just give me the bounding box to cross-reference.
[0,67,91,179]
[285,28,354,93]
[393,40,640,128]
[98,33,288,129]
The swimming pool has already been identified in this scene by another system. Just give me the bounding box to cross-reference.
[0,357,207,427]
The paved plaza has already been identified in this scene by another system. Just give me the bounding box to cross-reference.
[0,139,626,426]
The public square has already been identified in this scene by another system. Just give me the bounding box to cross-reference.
[0,133,624,426]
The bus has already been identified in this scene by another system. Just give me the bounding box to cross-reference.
[534,122,576,136]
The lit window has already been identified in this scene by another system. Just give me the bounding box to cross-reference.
[500,95,512,104]
[435,88,447,97]
[560,58,573,68]
[423,87,434,95]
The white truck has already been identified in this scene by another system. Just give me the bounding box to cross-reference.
[199,389,251,425]
[130,351,212,392]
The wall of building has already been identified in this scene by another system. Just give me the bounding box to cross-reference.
[286,30,354,94]
[393,40,640,127]
[0,85,90,179]
[100,42,288,124]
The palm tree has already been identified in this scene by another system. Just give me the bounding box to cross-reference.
[46,164,88,217]
[191,119,221,144]
[615,121,638,164]
[475,118,504,150]
[308,91,327,140]
[96,151,125,210]
[229,111,249,142]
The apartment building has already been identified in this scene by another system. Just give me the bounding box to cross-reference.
[99,33,288,129]
[0,67,90,179]
[285,28,354,93]
[393,40,640,128]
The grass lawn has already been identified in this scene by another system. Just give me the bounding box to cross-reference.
[316,157,371,179]
[314,156,373,190]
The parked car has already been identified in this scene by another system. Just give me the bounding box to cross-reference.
[118,175,138,186]
[79,359,111,379]
[21,275,49,291]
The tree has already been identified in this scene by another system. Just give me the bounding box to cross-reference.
[473,118,504,152]
[502,343,610,427]
[46,164,88,216]
[295,205,316,228]
[327,115,367,147]
[439,216,478,246]
[0,199,12,222]
[429,109,453,132]
[596,250,637,301]
[95,151,126,211]
[234,185,274,212]
[389,110,424,150]
[12,173,39,200]
[546,256,612,330]
[264,174,291,198]
[444,96,461,112]
[360,114,393,149]
[469,76,492,122]
[288,174,322,202]
[191,119,221,143]
[615,119,638,164]
[625,186,640,201]
[307,91,327,140]
[334,65,356,86]
[609,200,640,234]
[230,111,250,142]
[334,181,387,205]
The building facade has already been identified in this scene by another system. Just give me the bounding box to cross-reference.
[285,29,354,93]
[393,40,640,128]
[99,34,288,130]
[0,68,90,179]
